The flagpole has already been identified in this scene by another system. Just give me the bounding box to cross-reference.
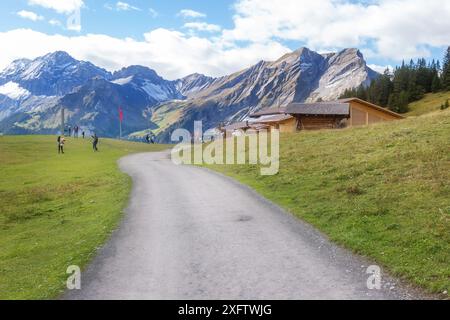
[119,107,123,140]
[60,106,65,136]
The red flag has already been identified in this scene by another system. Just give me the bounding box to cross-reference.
[119,107,124,123]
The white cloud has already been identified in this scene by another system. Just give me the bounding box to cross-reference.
[0,28,289,80]
[183,22,221,33]
[17,10,44,22]
[3,0,449,81]
[148,8,158,18]
[368,64,393,74]
[67,24,81,32]
[115,1,141,11]
[48,19,62,27]
[222,0,450,61]
[28,0,84,14]
[178,9,206,19]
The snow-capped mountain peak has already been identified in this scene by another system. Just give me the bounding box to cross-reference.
[111,65,183,102]
[0,51,111,96]
[0,58,32,78]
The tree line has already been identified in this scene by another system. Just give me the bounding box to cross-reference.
[340,46,450,113]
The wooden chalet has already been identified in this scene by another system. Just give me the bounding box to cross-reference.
[245,97,404,132]
[286,102,349,130]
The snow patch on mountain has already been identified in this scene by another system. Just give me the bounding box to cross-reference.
[141,81,174,101]
[112,76,134,85]
[0,82,31,100]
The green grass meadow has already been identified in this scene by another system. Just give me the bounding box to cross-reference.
[0,136,167,299]
[204,108,450,296]
[406,91,450,117]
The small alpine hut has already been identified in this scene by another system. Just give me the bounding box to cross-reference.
[286,98,405,131]
[249,107,297,133]
[222,97,405,135]
[219,121,271,137]
[286,102,350,130]
[338,97,405,126]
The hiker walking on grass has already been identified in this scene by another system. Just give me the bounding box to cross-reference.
[57,136,65,154]
[82,131,85,139]
[146,132,155,144]
[92,133,99,152]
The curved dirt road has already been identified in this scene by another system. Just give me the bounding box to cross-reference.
[64,151,422,300]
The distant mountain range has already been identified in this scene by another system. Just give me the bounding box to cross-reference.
[0,48,378,141]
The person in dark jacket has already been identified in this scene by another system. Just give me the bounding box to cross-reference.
[57,136,61,153]
[92,134,99,152]
[57,136,65,154]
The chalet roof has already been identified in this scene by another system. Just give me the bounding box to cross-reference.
[248,124,271,131]
[222,121,251,132]
[249,107,287,118]
[337,97,405,119]
[286,102,350,116]
[221,120,275,132]
[252,114,294,123]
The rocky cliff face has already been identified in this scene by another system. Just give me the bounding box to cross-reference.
[0,48,378,140]
[173,73,216,97]
[307,48,378,102]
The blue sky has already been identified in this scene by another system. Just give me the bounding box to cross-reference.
[0,0,235,39]
[0,0,449,79]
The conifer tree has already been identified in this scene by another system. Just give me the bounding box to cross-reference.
[431,73,441,92]
[442,47,450,91]
[397,91,410,113]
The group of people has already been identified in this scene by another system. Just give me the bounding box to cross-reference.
[57,133,99,154]
[145,133,156,144]
[57,130,155,154]
[67,125,85,139]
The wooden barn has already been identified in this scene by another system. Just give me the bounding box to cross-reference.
[286,102,350,130]
[219,121,271,136]
[339,98,405,127]
[247,98,404,132]
[249,108,297,133]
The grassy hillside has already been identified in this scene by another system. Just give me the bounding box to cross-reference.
[407,91,450,116]
[0,136,168,299]
[204,109,450,296]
